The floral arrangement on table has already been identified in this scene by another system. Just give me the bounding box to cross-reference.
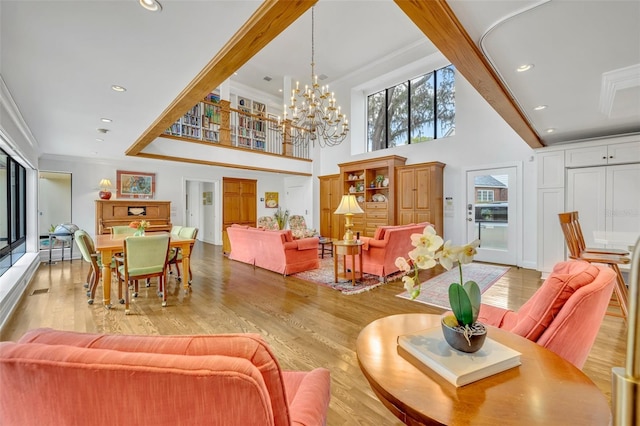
[274,207,289,230]
[395,225,485,352]
[129,219,150,236]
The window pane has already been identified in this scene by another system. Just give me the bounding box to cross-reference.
[387,82,408,147]
[367,91,386,151]
[410,72,434,143]
[436,65,456,138]
[0,152,7,252]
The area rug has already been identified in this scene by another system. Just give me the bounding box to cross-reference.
[396,263,509,309]
[293,257,403,295]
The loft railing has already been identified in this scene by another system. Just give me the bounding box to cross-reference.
[164,99,310,161]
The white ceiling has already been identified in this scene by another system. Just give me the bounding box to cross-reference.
[1,0,638,162]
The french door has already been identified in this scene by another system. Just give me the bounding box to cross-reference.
[466,167,518,265]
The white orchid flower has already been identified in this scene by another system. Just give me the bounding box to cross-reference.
[395,257,412,273]
[435,240,460,270]
[410,225,444,252]
[458,239,480,264]
[409,246,437,270]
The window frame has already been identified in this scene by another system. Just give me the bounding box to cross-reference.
[0,148,27,277]
[366,64,455,152]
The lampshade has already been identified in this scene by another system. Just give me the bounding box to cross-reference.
[334,194,364,215]
[99,178,112,189]
[334,194,363,243]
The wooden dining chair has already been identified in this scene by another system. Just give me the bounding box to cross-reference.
[74,230,117,305]
[167,227,198,284]
[558,211,630,321]
[117,234,171,314]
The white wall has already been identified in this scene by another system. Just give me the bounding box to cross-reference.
[38,155,295,242]
[317,53,537,268]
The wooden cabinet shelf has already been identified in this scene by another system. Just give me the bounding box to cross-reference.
[338,155,406,237]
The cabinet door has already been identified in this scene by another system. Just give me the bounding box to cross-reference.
[608,141,640,165]
[537,150,565,188]
[565,145,608,167]
[397,168,416,224]
[566,167,607,247]
[605,164,640,241]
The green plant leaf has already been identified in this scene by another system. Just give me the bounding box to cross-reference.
[463,280,481,323]
[449,283,473,325]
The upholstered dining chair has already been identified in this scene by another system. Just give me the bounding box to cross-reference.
[167,227,198,284]
[478,260,616,369]
[558,211,630,321]
[74,230,115,305]
[117,234,171,314]
[257,216,280,230]
[110,225,136,236]
[288,215,317,239]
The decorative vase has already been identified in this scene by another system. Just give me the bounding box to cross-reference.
[99,190,112,200]
[441,318,487,353]
[133,229,145,237]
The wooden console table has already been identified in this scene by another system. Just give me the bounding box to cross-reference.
[356,314,611,425]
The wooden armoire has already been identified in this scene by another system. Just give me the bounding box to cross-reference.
[222,177,257,254]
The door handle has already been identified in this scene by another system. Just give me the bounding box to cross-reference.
[467,218,473,222]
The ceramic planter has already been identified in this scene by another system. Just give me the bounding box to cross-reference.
[441,318,487,353]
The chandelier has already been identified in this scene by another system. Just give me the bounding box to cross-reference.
[282,6,349,147]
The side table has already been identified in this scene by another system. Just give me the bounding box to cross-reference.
[333,240,363,286]
[318,237,333,258]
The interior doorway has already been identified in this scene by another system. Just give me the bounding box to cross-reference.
[465,166,518,265]
[184,178,220,245]
[38,171,71,249]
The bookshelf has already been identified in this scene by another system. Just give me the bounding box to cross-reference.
[165,92,277,154]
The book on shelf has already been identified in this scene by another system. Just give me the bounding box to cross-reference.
[397,326,521,387]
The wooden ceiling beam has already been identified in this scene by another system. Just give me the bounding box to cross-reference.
[394,0,543,149]
[126,0,317,156]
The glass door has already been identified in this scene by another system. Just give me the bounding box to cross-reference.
[466,167,517,265]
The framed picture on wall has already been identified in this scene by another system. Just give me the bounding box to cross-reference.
[265,192,278,208]
[116,170,155,199]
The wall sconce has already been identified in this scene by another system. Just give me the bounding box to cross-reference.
[99,178,112,200]
[334,194,364,243]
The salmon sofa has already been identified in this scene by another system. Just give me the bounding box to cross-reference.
[227,225,320,275]
[346,222,430,280]
[0,328,331,426]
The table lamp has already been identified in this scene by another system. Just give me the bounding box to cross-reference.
[334,194,364,243]
[99,178,112,200]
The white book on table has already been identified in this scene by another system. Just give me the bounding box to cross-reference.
[397,326,521,387]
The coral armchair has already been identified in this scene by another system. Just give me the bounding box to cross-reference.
[289,215,317,239]
[478,260,616,368]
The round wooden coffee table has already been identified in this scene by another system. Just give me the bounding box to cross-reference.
[356,314,611,425]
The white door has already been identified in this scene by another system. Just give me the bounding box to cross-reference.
[466,167,518,265]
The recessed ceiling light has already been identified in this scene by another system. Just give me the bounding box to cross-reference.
[545,128,555,133]
[278,89,283,93]
[139,0,162,12]
[111,85,126,92]
[100,118,112,123]
[97,128,109,134]
[533,105,547,111]
[96,138,104,142]
[516,64,534,73]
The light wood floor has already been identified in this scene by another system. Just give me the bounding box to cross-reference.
[1,242,626,425]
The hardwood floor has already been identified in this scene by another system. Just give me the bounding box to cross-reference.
[1,242,626,425]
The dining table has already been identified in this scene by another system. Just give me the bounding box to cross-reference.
[94,232,195,308]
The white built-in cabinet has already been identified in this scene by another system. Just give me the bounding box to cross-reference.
[567,164,640,249]
[537,135,640,277]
